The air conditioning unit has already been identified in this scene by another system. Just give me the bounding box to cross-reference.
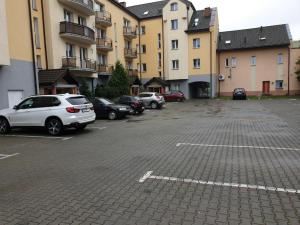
[218,75,225,81]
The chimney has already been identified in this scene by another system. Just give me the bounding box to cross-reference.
[120,1,126,7]
[204,7,211,17]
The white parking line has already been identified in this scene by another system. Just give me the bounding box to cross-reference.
[3,135,73,141]
[176,143,300,151]
[0,153,20,160]
[88,127,107,130]
[138,171,300,194]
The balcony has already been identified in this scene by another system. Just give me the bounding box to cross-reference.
[62,57,97,74]
[96,38,113,52]
[60,21,95,45]
[58,0,94,16]
[127,69,138,77]
[124,48,137,59]
[123,27,137,39]
[98,65,114,75]
[95,11,112,27]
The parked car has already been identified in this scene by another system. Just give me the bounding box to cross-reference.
[93,98,131,120]
[163,91,185,102]
[0,94,95,136]
[118,96,145,114]
[138,92,165,109]
[233,88,247,100]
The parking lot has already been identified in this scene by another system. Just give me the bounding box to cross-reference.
[0,99,300,225]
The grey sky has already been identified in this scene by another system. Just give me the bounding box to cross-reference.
[126,0,300,40]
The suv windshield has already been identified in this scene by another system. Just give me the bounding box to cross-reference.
[67,96,90,105]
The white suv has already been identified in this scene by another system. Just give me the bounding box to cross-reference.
[0,94,96,136]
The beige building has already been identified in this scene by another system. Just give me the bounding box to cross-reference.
[290,40,300,95]
[218,25,295,96]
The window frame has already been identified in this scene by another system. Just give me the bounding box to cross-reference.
[32,0,37,10]
[171,40,178,50]
[141,63,147,72]
[277,53,284,64]
[250,56,256,66]
[193,38,200,48]
[193,58,200,69]
[275,80,284,89]
[231,57,237,68]
[172,60,179,70]
[170,3,178,11]
[171,19,178,30]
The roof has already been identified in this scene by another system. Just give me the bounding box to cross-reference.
[127,0,196,20]
[187,8,217,33]
[127,1,166,19]
[144,77,168,87]
[38,69,78,86]
[218,24,291,51]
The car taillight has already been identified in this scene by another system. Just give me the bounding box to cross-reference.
[66,107,80,113]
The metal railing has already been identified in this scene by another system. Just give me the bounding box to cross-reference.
[62,57,96,71]
[60,21,95,41]
[96,38,113,49]
[95,11,112,24]
[123,26,137,37]
[98,65,114,73]
[71,0,93,11]
[127,69,138,76]
[124,48,137,58]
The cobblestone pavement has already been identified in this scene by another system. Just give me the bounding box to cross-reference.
[0,99,300,225]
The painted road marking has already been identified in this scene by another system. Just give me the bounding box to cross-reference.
[88,127,107,130]
[138,171,300,194]
[0,153,20,160]
[3,135,73,141]
[176,143,300,152]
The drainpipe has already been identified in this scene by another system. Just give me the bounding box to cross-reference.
[41,0,48,69]
[209,30,213,98]
[28,0,38,95]
[162,17,165,81]
[288,46,291,96]
[138,21,142,82]
[218,51,220,97]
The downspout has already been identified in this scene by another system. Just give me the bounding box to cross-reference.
[210,30,213,98]
[162,17,165,81]
[41,0,48,69]
[218,51,220,97]
[138,21,142,82]
[288,46,290,96]
[28,0,38,95]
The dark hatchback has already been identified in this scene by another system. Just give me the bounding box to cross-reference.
[92,98,131,120]
[118,96,145,114]
[233,88,247,100]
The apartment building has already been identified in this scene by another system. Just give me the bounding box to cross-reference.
[127,0,219,98]
[290,41,300,95]
[0,0,48,110]
[217,25,294,96]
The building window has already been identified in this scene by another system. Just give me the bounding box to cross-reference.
[171,40,178,49]
[66,43,74,57]
[32,0,37,10]
[36,55,42,69]
[170,3,178,11]
[231,57,237,67]
[171,19,178,30]
[193,38,200,48]
[193,59,200,68]
[225,58,230,67]
[64,10,73,22]
[172,60,179,70]
[277,53,284,64]
[250,56,256,66]
[140,26,146,35]
[141,63,147,72]
[158,33,161,49]
[95,3,104,12]
[78,16,86,26]
[174,83,180,91]
[141,45,146,53]
[275,80,283,89]
[158,53,162,68]
[80,48,88,61]
[159,71,162,78]
[33,18,40,48]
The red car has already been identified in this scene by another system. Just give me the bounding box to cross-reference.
[163,91,185,102]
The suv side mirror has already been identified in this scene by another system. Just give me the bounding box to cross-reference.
[13,105,18,110]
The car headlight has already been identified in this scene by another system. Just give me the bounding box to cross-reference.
[119,107,127,111]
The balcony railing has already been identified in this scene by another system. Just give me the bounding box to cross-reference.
[127,69,138,76]
[60,21,95,44]
[96,38,113,51]
[95,11,112,27]
[58,0,94,16]
[62,57,96,71]
[123,26,137,39]
[98,65,114,74]
[124,48,137,58]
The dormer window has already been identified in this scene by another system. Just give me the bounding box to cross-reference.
[193,18,199,27]
[225,40,231,44]
[259,37,266,41]
[171,3,178,11]
[143,11,149,15]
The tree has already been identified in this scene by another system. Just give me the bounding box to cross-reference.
[296,57,300,82]
[108,61,130,96]
[79,78,93,98]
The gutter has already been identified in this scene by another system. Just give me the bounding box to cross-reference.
[28,0,38,94]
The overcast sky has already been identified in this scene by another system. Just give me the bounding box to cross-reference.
[126,0,300,40]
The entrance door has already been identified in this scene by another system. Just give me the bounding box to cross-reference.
[8,91,23,108]
[262,81,270,95]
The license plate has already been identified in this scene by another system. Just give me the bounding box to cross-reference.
[82,108,90,113]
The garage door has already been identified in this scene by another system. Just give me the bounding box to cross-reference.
[8,91,23,108]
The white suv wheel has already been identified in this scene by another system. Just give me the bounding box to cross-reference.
[46,118,63,136]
